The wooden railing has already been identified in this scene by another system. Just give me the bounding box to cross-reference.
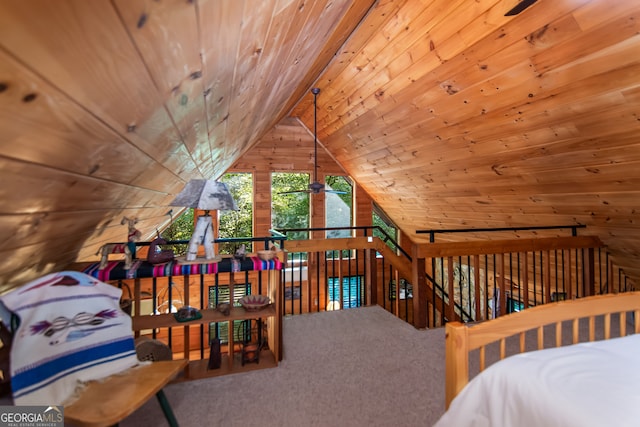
[281,237,415,321]
[414,235,638,328]
[82,231,637,379]
[278,233,637,330]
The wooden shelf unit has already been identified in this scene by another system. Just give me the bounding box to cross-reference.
[132,305,277,330]
[133,304,281,379]
[137,268,281,380]
[181,349,277,381]
[79,255,284,381]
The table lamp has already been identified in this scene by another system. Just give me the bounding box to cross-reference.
[169,179,238,262]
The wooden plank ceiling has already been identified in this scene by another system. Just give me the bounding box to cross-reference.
[1,0,640,291]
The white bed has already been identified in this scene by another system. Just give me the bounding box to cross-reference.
[436,292,640,427]
[435,333,640,427]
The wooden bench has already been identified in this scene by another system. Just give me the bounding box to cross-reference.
[64,359,187,427]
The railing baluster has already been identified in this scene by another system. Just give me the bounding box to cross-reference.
[199,273,205,360]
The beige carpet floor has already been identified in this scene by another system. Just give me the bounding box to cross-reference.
[121,306,448,427]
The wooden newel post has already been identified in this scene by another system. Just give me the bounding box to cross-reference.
[366,247,378,306]
[583,247,596,297]
[445,321,469,409]
[412,244,427,329]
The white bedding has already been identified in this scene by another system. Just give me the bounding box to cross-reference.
[434,334,640,427]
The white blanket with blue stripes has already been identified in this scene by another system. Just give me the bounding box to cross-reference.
[1,271,139,405]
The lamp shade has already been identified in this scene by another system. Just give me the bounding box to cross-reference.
[169,180,238,211]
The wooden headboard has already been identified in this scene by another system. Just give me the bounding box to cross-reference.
[444,291,640,408]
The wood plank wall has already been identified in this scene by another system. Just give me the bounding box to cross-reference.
[228,117,374,243]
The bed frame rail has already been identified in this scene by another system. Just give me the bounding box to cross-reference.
[445,291,640,408]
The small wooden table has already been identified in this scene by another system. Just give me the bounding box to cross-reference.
[64,359,187,427]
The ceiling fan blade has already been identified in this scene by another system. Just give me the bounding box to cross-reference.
[278,181,326,195]
[278,188,347,195]
[278,189,311,195]
[504,0,538,16]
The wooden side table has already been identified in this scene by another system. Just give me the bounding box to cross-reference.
[64,359,187,427]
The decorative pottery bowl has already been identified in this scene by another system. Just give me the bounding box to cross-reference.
[257,250,276,261]
[238,295,270,311]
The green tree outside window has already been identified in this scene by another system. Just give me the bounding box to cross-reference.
[219,173,253,254]
[271,172,310,241]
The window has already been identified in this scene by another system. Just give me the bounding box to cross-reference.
[218,173,253,254]
[506,297,525,313]
[325,175,353,239]
[271,172,310,240]
[389,279,413,300]
[208,284,251,344]
[372,203,398,251]
[161,208,194,256]
[328,276,364,309]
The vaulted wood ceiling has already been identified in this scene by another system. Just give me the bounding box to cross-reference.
[1,0,639,291]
